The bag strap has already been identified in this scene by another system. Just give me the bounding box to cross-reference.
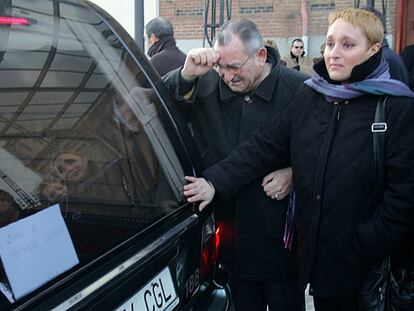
[372,96,391,278]
[372,96,388,201]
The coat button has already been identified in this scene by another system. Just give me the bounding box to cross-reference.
[244,96,252,104]
[316,194,321,201]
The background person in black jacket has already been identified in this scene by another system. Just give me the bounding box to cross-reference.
[145,17,186,76]
[363,7,409,84]
[401,44,414,90]
[183,9,414,311]
[163,18,307,311]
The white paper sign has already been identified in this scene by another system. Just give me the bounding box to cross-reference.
[0,204,79,299]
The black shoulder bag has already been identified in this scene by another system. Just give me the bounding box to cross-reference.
[359,97,414,311]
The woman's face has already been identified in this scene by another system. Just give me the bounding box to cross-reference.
[54,153,88,181]
[324,19,379,83]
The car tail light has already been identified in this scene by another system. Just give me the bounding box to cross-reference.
[200,214,220,280]
[0,17,29,25]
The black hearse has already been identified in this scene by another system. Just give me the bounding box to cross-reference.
[0,0,230,310]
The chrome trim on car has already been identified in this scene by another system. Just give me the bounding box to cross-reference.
[52,214,199,311]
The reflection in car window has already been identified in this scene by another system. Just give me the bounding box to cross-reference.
[0,0,184,304]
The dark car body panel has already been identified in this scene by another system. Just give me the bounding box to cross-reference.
[0,0,230,310]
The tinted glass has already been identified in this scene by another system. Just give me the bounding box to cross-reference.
[0,0,184,304]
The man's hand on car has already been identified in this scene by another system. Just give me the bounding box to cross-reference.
[183,176,215,211]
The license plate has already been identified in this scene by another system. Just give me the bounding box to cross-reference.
[116,267,179,311]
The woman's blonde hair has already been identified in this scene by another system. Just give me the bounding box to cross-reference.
[328,8,384,47]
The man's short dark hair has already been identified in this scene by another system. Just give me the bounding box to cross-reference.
[145,17,174,40]
[291,38,304,47]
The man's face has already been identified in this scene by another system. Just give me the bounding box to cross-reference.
[291,40,304,57]
[213,37,266,93]
[146,33,158,47]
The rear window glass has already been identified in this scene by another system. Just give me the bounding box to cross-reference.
[0,0,185,304]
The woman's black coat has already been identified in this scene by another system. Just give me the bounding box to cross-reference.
[163,49,307,281]
[204,84,414,298]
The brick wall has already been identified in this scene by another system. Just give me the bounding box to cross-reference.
[160,0,397,39]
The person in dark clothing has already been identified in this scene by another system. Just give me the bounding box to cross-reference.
[313,42,326,64]
[401,44,414,90]
[381,38,409,83]
[264,38,281,61]
[145,17,186,76]
[183,8,414,311]
[163,18,307,311]
[363,7,409,84]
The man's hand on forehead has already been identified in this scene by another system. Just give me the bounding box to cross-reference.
[188,48,219,67]
[181,48,219,81]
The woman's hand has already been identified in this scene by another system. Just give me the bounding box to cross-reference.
[261,167,292,200]
[183,176,216,211]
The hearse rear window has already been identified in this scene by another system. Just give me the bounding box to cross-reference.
[0,0,184,304]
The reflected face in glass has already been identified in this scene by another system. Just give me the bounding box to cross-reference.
[0,194,14,214]
[54,153,88,182]
[119,103,139,129]
[42,180,67,201]
[324,19,378,83]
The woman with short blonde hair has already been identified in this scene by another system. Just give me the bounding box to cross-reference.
[328,8,384,47]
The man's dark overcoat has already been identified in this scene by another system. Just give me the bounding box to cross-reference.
[148,36,186,76]
[401,44,414,90]
[381,39,409,84]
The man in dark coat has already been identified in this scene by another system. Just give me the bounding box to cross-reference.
[381,38,409,84]
[163,18,307,311]
[145,17,186,76]
[401,44,414,90]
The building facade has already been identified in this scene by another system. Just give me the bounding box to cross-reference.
[160,0,397,56]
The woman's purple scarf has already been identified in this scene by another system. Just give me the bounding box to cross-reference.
[304,60,414,102]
